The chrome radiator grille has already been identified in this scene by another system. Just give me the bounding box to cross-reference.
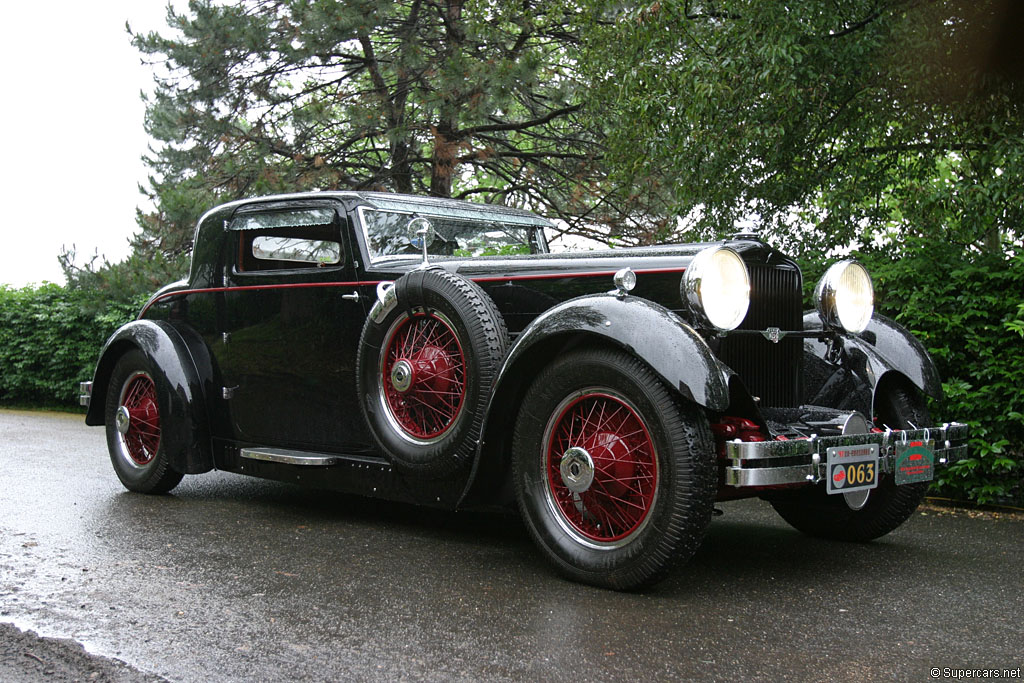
[717,264,803,408]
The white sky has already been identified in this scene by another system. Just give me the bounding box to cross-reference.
[0,2,186,287]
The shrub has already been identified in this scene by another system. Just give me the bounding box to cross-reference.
[0,284,145,408]
[857,241,1024,504]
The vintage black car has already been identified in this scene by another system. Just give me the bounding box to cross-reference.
[80,191,967,589]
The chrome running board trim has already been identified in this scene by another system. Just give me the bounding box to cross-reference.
[240,447,341,466]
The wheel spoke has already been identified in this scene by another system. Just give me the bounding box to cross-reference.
[383,313,466,440]
[547,392,657,543]
[119,374,161,466]
[587,478,650,512]
[124,379,145,408]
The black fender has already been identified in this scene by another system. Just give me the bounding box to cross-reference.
[802,312,941,417]
[861,314,941,398]
[459,293,732,505]
[85,319,214,474]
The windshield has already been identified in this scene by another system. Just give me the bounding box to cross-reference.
[358,206,548,262]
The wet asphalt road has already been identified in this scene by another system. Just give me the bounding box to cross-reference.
[1,409,1022,682]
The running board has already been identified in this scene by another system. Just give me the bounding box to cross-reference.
[239,447,343,467]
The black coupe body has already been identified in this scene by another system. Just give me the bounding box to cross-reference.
[81,192,967,589]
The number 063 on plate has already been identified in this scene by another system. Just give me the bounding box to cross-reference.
[826,444,879,495]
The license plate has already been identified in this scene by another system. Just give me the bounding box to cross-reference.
[894,440,935,485]
[826,443,879,495]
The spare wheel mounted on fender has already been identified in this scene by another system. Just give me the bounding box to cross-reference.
[356,267,508,478]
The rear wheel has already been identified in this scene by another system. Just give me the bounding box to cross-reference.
[769,384,930,541]
[512,348,716,590]
[104,350,183,494]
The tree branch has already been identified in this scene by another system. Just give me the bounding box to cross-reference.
[458,104,583,137]
[863,141,990,155]
[827,4,884,39]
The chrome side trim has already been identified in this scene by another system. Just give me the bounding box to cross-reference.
[79,381,93,407]
[723,422,968,488]
[240,447,341,466]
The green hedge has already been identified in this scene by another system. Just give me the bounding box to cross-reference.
[858,242,1024,505]
[0,284,144,407]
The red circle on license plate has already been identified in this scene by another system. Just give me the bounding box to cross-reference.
[833,465,846,485]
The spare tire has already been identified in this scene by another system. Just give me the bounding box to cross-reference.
[356,267,508,478]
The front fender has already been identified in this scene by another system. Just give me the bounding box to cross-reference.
[85,319,213,474]
[861,314,941,398]
[458,294,731,506]
[498,294,732,411]
[802,312,941,417]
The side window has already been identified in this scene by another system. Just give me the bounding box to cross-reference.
[229,209,343,272]
[252,235,341,266]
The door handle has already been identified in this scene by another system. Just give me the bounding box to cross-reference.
[341,291,360,302]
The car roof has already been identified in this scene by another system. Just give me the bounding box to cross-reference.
[201,191,555,229]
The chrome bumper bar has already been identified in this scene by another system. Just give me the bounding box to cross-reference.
[79,381,92,407]
[724,422,969,487]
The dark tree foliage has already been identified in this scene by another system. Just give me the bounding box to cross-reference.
[130,0,650,258]
[583,0,1024,256]
[59,245,185,312]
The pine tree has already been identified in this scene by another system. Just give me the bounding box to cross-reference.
[131,0,621,259]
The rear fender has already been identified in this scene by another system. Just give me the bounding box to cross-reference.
[85,320,214,474]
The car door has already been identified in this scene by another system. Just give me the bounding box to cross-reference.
[215,200,373,452]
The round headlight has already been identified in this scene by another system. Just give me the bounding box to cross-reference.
[681,246,750,331]
[815,260,874,334]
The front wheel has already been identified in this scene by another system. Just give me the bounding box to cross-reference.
[512,348,716,590]
[104,349,183,494]
[769,384,930,541]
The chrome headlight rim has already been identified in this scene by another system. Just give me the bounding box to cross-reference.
[814,259,874,334]
[681,246,751,332]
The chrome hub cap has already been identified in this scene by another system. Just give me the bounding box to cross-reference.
[390,359,414,393]
[844,488,871,510]
[559,447,595,494]
[115,406,131,435]
[842,411,871,510]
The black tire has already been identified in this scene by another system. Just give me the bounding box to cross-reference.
[356,268,507,478]
[104,349,184,494]
[769,384,930,541]
[512,348,716,590]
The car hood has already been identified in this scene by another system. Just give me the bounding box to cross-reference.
[443,238,786,280]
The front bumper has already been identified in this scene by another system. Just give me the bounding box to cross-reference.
[724,422,968,487]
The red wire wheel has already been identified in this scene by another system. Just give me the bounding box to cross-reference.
[380,310,467,441]
[357,268,508,477]
[116,371,162,466]
[544,391,659,545]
